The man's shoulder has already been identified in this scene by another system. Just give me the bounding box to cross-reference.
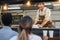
[10,35,18,40]
[9,28,18,35]
[12,30,18,34]
[0,27,5,32]
[0,27,18,35]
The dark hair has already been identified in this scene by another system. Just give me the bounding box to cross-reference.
[18,16,33,40]
[37,2,44,5]
[2,13,12,26]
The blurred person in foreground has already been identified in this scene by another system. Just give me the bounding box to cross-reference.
[0,13,18,40]
[34,2,53,28]
[10,16,42,40]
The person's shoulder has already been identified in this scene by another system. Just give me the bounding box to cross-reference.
[10,35,18,40]
[30,34,42,40]
[11,30,18,36]
[0,28,3,33]
[0,28,3,31]
[8,28,18,36]
[13,30,18,34]
[10,28,18,34]
[0,27,6,32]
[32,34,41,38]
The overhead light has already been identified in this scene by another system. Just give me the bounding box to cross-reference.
[26,0,31,6]
[57,0,60,3]
[59,0,60,2]
[3,4,8,11]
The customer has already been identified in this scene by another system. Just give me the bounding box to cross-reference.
[0,13,18,40]
[10,16,42,40]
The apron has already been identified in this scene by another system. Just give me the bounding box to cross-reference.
[36,15,52,28]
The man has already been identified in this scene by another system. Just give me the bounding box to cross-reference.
[34,2,52,28]
[0,13,18,40]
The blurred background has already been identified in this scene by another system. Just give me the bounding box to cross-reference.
[0,0,60,28]
[0,0,60,39]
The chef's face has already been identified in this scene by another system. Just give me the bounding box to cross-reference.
[38,3,44,10]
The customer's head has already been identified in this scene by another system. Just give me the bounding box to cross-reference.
[37,2,45,10]
[2,13,12,26]
[18,16,33,40]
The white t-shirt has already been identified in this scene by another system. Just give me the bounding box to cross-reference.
[10,34,42,40]
[35,7,51,21]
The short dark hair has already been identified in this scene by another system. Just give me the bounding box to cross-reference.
[2,13,12,26]
[37,2,44,5]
